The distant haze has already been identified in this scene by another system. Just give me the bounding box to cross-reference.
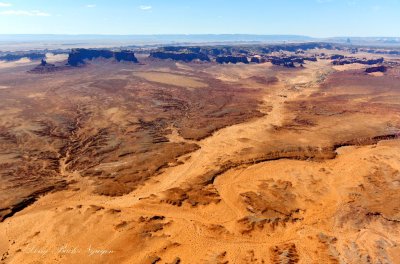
[0,34,400,52]
[0,0,399,37]
[0,34,314,43]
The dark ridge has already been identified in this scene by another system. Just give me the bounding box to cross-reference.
[366,212,400,223]
[0,197,37,222]
[201,146,337,185]
[333,134,399,149]
[202,133,399,185]
[0,181,68,222]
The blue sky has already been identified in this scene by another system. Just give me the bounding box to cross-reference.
[0,0,399,37]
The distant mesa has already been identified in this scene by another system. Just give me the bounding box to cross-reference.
[67,48,139,66]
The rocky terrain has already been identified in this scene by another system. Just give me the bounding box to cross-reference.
[0,45,399,263]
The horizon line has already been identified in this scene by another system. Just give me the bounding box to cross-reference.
[0,34,399,38]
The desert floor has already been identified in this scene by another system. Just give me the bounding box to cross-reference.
[0,56,399,263]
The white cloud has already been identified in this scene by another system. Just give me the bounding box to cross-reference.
[86,4,96,8]
[139,5,152,10]
[0,10,51,16]
[0,2,12,7]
